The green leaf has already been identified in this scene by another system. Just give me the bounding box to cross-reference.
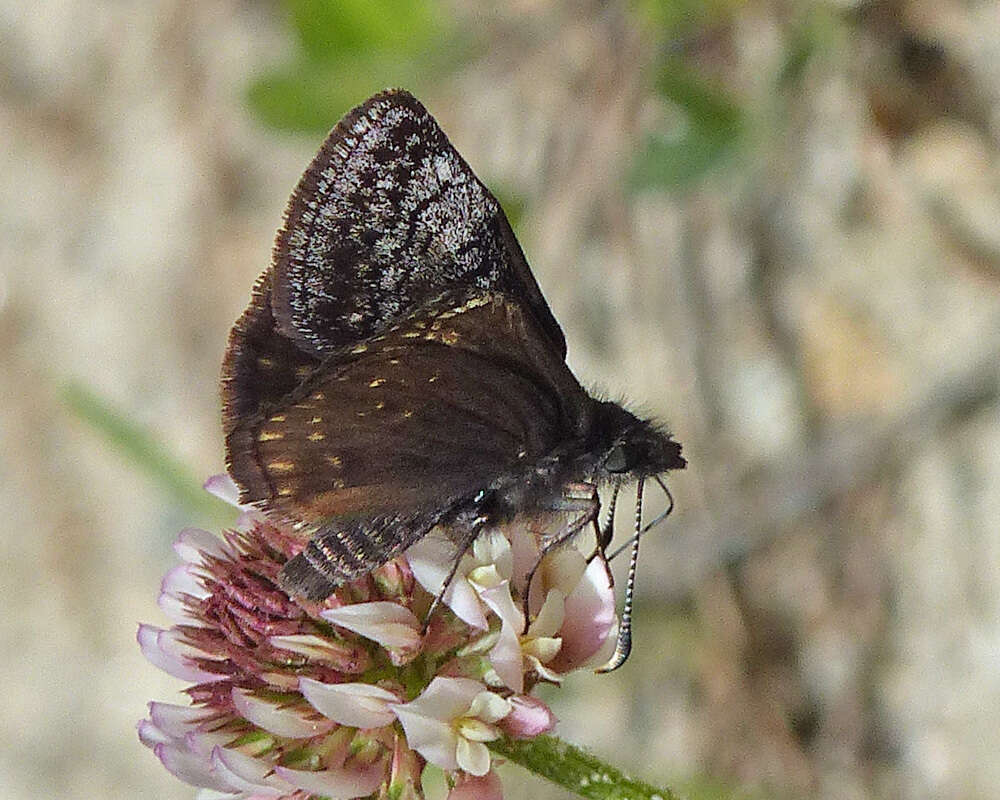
[630,60,745,191]
[287,0,443,63]
[248,58,393,133]
[248,0,477,132]
[247,53,457,134]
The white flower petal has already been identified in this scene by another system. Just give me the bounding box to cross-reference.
[268,634,360,667]
[211,747,295,797]
[393,709,459,770]
[159,567,209,626]
[407,534,489,629]
[455,737,491,777]
[588,619,622,670]
[372,623,421,649]
[203,474,243,508]
[231,688,333,739]
[507,518,544,594]
[471,528,513,579]
[194,790,251,800]
[398,676,485,721]
[467,691,512,724]
[457,718,501,742]
[299,679,398,729]
[404,530,456,596]
[268,633,335,656]
[175,527,229,564]
[526,654,564,684]
[162,563,210,601]
[524,635,562,665]
[321,602,421,650]
[467,564,504,591]
[392,677,488,770]
[137,719,172,748]
[186,730,237,757]
[478,582,524,631]
[154,627,227,672]
[445,577,488,629]
[274,762,385,798]
[539,547,587,596]
[155,742,236,792]
[148,702,216,738]
[528,589,566,639]
[552,556,618,672]
[137,625,221,683]
[487,619,524,693]
[158,593,205,628]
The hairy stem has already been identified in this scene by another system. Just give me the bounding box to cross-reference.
[490,735,680,800]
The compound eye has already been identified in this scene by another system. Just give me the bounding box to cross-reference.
[605,444,629,473]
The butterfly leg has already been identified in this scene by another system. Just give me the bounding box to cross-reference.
[585,478,621,564]
[520,483,600,633]
[420,512,490,632]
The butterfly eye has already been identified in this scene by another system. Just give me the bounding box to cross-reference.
[605,444,630,473]
[605,440,651,474]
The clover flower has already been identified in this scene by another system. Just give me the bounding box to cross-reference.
[138,476,617,799]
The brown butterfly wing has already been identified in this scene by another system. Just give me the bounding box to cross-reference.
[224,290,591,596]
[270,89,566,362]
[228,290,586,517]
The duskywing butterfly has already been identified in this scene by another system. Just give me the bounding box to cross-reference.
[222,90,685,670]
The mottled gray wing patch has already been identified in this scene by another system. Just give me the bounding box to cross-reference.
[271,89,566,361]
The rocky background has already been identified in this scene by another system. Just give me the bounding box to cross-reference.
[2,1,999,799]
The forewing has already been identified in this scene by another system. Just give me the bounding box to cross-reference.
[271,89,566,361]
[226,290,589,525]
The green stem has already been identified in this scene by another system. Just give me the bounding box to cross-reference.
[490,735,680,800]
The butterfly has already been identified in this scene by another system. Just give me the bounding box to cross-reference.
[222,89,685,670]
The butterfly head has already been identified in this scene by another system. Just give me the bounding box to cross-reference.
[592,400,686,484]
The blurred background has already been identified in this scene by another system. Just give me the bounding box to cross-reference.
[3,1,999,798]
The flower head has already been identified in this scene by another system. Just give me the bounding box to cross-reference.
[138,475,618,798]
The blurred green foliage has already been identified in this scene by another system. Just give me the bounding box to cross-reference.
[62,382,235,528]
[248,0,473,133]
[248,0,840,198]
[489,182,527,234]
[248,0,528,227]
[630,0,843,192]
[634,0,744,37]
[777,4,843,88]
[629,0,747,191]
[630,58,745,191]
